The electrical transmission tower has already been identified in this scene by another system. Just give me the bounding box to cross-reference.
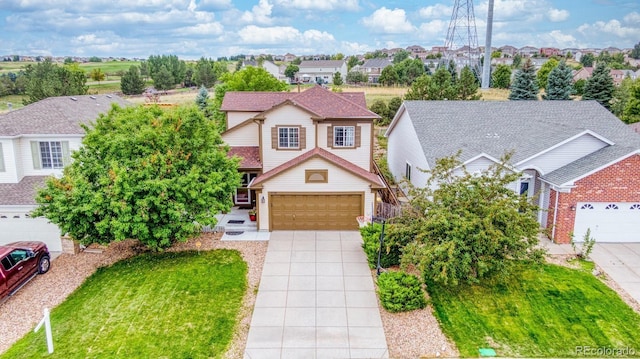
[443,0,481,76]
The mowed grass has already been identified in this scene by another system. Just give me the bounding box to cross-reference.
[429,263,640,357]
[2,250,247,359]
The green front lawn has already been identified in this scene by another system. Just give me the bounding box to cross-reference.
[430,263,640,357]
[3,249,247,358]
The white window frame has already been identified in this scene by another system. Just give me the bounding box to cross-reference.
[278,127,300,149]
[39,141,64,169]
[405,162,412,181]
[333,126,355,148]
[0,143,5,172]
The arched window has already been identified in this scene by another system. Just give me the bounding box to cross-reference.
[605,204,619,210]
[630,204,640,210]
[580,204,594,210]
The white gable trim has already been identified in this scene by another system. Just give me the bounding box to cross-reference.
[515,130,614,167]
[559,149,640,187]
[384,103,408,136]
[458,152,520,173]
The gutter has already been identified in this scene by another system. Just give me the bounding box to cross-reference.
[551,189,559,241]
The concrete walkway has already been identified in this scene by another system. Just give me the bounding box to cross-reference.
[244,231,388,359]
[590,243,640,303]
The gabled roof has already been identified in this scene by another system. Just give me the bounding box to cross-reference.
[220,86,378,120]
[0,176,47,206]
[250,147,384,188]
[0,94,130,136]
[228,146,261,169]
[361,58,393,69]
[389,100,640,186]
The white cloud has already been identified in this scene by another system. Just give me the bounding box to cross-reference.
[624,12,640,24]
[340,41,372,55]
[539,30,577,48]
[419,4,451,19]
[361,7,415,34]
[241,0,274,25]
[578,18,640,39]
[417,20,448,39]
[237,25,334,45]
[273,0,359,11]
[175,22,224,36]
[547,8,569,22]
[196,0,232,11]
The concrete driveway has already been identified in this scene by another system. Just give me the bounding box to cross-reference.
[244,231,388,359]
[590,243,640,303]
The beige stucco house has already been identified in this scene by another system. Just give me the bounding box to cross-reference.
[220,86,385,231]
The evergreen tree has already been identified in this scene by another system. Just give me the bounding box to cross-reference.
[120,65,145,95]
[631,42,640,60]
[580,53,595,68]
[193,57,216,88]
[153,65,175,91]
[544,61,573,100]
[22,59,88,104]
[512,53,522,69]
[583,62,614,110]
[491,64,512,89]
[456,66,481,100]
[508,58,538,100]
[195,85,209,110]
[332,72,343,86]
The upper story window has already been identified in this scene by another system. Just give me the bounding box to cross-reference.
[40,141,64,169]
[327,124,361,149]
[31,141,69,170]
[334,126,355,147]
[278,127,299,149]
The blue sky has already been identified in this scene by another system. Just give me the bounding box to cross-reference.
[1,0,638,59]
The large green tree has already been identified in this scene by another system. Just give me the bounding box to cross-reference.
[456,66,481,100]
[211,66,289,130]
[491,64,512,89]
[393,154,545,287]
[120,65,146,95]
[23,59,88,104]
[580,53,595,68]
[33,105,240,250]
[284,64,299,82]
[536,58,558,89]
[631,42,640,59]
[583,62,615,110]
[193,57,217,88]
[508,58,538,100]
[622,79,640,124]
[543,61,573,100]
[147,54,186,89]
[379,65,399,86]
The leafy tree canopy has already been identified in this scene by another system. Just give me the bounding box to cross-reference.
[632,42,640,60]
[536,58,558,89]
[284,64,299,81]
[491,64,512,89]
[580,53,595,68]
[393,153,545,287]
[193,57,217,88]
[23,59,88,104]
[33,105,240,250]
[379,65,399,86]
[147,54,186,88]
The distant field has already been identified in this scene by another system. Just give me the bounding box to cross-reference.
[0,95,24,112]
[0,60,140,76]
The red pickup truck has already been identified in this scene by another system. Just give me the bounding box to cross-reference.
[0,241,51,299]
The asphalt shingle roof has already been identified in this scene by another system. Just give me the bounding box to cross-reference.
[0,94,130,136]
[221,86,378,120]
[399,100,640,185]
[361,58,393,69]
[0,176,48,206]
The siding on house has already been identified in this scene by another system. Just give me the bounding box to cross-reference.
[316,121,372,171]
[17,136,83,178]
[386,109,430,189]
[222,123,259,147]
[228,112,259,129]
[517,133,610,174]
[260,106,315,172]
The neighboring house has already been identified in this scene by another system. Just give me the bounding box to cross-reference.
[284,53,297,62]
[499,45,518,57]
[220,86,385,231]
[386,101,640,244]
[297,60,347,84]
[573,67,593,82]
[242,60,288,83]
[0,94,130,251]
[358,58,392,83]
[539,47,560,57]
[518,46,539,57]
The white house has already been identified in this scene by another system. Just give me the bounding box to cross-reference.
[386,101,640,244]
[0,95,130,251]
[297,60,347,85]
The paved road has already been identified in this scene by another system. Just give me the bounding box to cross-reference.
[244,231,388,359]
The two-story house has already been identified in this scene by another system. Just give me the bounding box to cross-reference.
[220,86,384,231]
[297,60,347,84]
[358,58,393,84]
[0,95,129,251]
[386,101,640,244]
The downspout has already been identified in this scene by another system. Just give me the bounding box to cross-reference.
[551,189,559,241]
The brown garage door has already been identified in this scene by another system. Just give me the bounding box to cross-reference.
[270,193,363,230]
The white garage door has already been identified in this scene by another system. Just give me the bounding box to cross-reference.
[0,217,62,252]
[574,202,640,243]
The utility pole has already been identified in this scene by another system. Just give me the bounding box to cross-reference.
[481,0,495,89]
[443,0,480,76]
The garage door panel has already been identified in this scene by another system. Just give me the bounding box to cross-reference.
[270,194,362,230]
[0,218,62,251]
[574,202,640,243]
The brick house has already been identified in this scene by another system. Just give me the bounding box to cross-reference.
[385,101,640,244]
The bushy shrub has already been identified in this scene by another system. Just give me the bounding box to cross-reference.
[360,223,402,269]
[377,271,427,312]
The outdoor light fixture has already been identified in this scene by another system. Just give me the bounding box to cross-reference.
[570,205,576,211]
[260,195,265,204]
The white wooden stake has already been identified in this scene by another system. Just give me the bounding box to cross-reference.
[34,308,54,353]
